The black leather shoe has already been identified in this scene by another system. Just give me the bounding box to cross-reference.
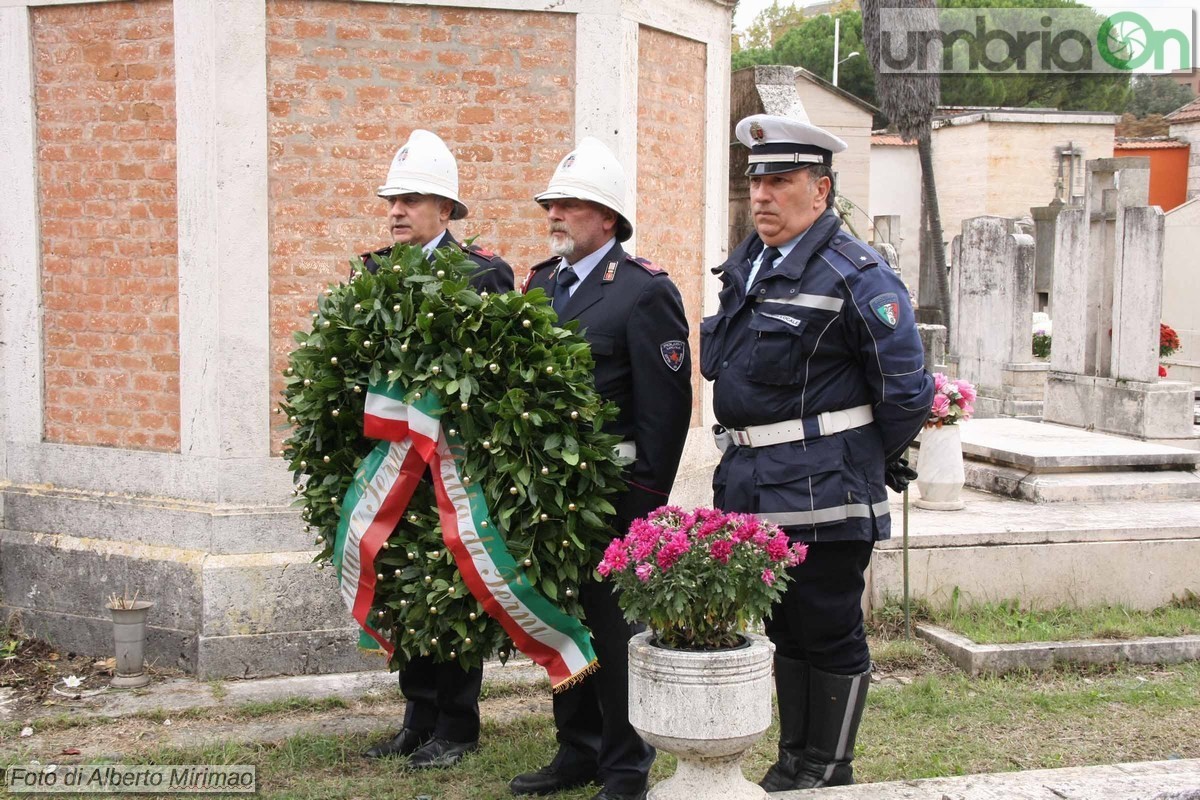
[363,727,431,759]
[509,763,597,795]
[407,737,479,769]
[591,788,647,800]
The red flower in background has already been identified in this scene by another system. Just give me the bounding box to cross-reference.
[1160,324,1181,359]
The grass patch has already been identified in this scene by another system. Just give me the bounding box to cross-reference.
[223,696,350,719]
[925,594,1200,644]
[871,638,928,671]
[8,639,1196,798]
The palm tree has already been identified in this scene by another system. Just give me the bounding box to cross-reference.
[860,0,951,338]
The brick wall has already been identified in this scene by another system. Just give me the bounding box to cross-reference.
[636,26,707,426]
[267,0,575,448]
[32,0,180,451]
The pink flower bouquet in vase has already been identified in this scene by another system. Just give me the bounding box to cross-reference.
[600,506,807,800]
[915,373,976,510]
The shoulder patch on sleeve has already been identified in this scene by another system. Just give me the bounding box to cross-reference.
[625,254,667,275]
[869,292,901,329]
[832,237,881,271]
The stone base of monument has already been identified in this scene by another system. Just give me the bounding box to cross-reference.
[869,490,1200,613]
[0,486,379,679]
[1044,372,1198,444]
[947,418,1200,504]
[951,361,1047,421]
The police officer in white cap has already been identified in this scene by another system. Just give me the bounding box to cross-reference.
[361,129,513,768]
[509,138,691,800]
[359,129,513,295]
[702,113,933,790]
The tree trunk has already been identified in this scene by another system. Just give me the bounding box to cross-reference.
[918,130,951,340]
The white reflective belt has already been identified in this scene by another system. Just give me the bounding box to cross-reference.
[615,441,637,461]
[728,404,873,448]
[760,500,891,528]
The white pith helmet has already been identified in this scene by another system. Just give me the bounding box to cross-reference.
[377,129,468,220]
[535,137,632,242]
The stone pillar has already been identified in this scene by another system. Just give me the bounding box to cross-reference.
[1044,158,1195,443]
[917,323,947,373]
[948,216,1044,418]
[872,214,903,279]
[1031,200,1063,314]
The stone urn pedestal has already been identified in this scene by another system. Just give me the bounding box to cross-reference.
[628,631,774,800]
[915,424,966,510]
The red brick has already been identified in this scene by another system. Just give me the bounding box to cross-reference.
[263,0,574,452]
[33,0,180,452]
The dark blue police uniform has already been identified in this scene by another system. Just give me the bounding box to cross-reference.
[703,207,932,788]
[522,241,692,797]
[361,231,514,755]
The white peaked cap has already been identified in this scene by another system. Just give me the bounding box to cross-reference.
[735,111,848,175]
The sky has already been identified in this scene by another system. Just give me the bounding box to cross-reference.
[732,0,1200,34]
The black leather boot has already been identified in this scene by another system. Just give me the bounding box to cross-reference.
[758,655,809,792]
[792,666,871,788]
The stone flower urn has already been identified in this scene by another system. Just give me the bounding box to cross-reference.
[628,631,775,800]
[107,600,154,689]
[915,424,966,510]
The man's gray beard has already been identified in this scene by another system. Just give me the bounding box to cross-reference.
[550,234,575,259]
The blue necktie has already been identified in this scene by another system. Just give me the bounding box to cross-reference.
[748,246,781,289]
[552,266,578,314]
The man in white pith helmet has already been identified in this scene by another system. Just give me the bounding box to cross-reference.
[508,138,692,800]
[360,129,513,769]
[359,128,513,295]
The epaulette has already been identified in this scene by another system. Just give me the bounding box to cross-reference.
[462,242,499,262]
[624,254,666,275]
[521,256,559,294]
[360,244,391,263]
[528,255,559,273]
[829,235,880,271]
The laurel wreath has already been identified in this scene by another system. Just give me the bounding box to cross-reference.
[278,244,626,671]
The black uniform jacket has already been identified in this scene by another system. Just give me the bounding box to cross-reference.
[359,230,515,294]
[524,242,692,518]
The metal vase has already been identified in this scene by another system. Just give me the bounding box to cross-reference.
[108,600,154,688]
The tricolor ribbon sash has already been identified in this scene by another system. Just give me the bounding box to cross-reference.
[332,381,598,691]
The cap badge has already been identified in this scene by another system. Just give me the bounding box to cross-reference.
[397,147,409,163]
[749,121,765,142]
[563,154,576,169]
